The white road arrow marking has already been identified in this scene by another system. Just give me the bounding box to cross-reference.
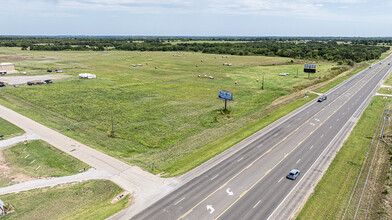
[226,188,234,196]
[207,205,215,214]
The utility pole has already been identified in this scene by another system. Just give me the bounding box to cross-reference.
[111,113,114,135]
[261,75,265,90]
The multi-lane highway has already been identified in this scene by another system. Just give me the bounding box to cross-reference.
[132,56,392,220]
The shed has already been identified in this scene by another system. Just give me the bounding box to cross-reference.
[79,73,97,79]
[0,63,16,73]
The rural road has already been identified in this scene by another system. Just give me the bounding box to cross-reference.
[132,58,392,220]
[0,168,111,195]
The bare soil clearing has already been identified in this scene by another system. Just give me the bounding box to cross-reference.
[0,74,71,85]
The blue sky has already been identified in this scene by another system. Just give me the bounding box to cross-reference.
[2,0,392,36]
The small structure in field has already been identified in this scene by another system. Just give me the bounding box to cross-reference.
[79,73,97,79]
[0,63,16,73]
[155,66,158,69]
[235,81,238,84]
[198,75,201,77]
[204,75,208,78]
[196,65,199,67]
[209,76,214,79]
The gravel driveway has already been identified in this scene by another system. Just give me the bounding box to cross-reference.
[0,74,61,85]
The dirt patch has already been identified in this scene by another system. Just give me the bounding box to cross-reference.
[0,74,72,85]
[110,191,131,204]
[0,151,35,185]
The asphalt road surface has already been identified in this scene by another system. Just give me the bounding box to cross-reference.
[133,58,392,220]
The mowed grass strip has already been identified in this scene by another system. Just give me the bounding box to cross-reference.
[296,96,386,219]
[377,87,392,95]
[3,140,88,178]
[0,117,24,139]
[0,180,129,220]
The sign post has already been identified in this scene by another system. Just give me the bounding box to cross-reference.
[218,90,233,110]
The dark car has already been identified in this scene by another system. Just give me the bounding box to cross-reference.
[287,169,300,180]
[47,69,52,72]
[0,82,5,87]
[27,81,33,86]
[317,96,327,102]
[44,79,53,84]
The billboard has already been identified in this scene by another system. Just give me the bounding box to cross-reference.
[304,63,316,73]
[218,90,233,101]
[304,64,317,69]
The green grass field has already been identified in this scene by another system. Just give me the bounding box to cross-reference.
[0,180,129,220]
[297,96,387,219]
[3,140,88,177]
[0,117,24,139]
[377,87,392,95]
[0,47,363,174]
[0,140,88,187]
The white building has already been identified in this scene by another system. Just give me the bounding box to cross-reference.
[0,63,16,73]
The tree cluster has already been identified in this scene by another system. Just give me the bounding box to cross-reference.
[0,37,389,64]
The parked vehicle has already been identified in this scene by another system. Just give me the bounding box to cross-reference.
[27,81,33,86]
[47,69,52,72]
[44,79,53,84]
[0,82,5,87]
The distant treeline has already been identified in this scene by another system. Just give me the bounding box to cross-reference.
[0,37,390,65]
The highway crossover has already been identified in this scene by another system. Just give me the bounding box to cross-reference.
[133,56,392,220]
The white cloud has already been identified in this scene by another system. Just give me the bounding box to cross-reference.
[0,0,389,21]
